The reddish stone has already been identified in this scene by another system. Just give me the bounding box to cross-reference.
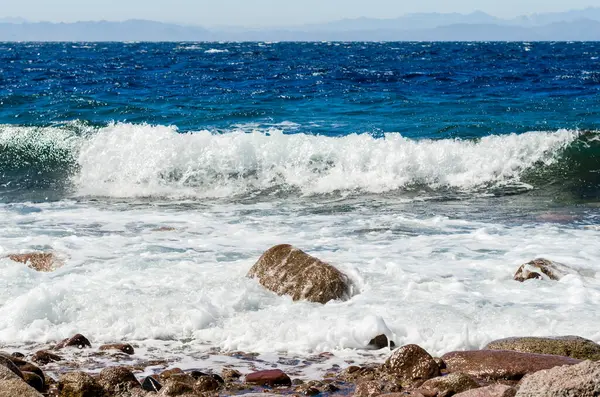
[56,333,92,349]
[245,369,292,387]
[32,350,62,365]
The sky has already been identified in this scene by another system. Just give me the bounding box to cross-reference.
[0,0,597,27]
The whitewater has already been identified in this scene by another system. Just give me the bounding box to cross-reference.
[0,123,599,376]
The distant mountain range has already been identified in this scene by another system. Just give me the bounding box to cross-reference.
[1,8,600,41]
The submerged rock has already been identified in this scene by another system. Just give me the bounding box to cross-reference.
[7,252,64,272]
[247,244,352,304]
[368,334,396,350]
[515,360,600,397]
[99,343,135,355]
[58,371,106,397]
[384,344,440,385]
[420,372,480,397]
[32,350,62,365]
[442,350,580,381]
[485,336,600,361]
[513,258,574,282]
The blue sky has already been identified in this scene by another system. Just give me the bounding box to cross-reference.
[1,0,597,26]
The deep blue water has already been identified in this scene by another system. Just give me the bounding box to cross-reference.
[1,41,599,137]
[0,42,599,204]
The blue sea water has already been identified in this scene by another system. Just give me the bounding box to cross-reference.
[0,42,599,371]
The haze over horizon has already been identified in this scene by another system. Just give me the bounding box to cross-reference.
[1,0,598,27]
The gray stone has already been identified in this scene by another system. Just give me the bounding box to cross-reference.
[485,336,600,361]
[515,360,600,397]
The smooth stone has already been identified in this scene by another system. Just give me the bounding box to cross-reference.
[247,244,352,304]
[97,366,141,394]
[484,335,600,361]
[98,343,135,355]
[141,376,162,392]
[384,344,440,385]
[442,350,581,380]
[368,334,396,350]
[420,373,480,397]
[0,354,24,379]
[15,362,45,383]
[56,334,92,349]
[245,369,292,386]
[515,360,600,397]
[58,371,106,397]
[454,384,517,397]
[22,371,44,393]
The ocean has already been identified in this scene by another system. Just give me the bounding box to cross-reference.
[0,41,599,377]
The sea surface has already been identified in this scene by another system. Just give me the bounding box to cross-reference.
[0,42,599,375]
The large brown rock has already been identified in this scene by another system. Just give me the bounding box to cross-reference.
[515,360,600,397]
[454,385,516,397]
[55,334,91,349]
[0,354,24,379]
[442,350,581,381]
[8,252,64,272]
[58,371,106,397]
[0,366,43,397]
[247,244,352,304]
[420,373,480,397]
[97,366,141,394]
[485,335,600,361]
[32,350,63,365]
[384,344,440,385]
[99,343,135,355]
[513,258,573,282]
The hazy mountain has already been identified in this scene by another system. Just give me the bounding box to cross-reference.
[1,8,600,41]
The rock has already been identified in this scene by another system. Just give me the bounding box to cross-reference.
[32,350,63,365]
[221,368,242,381]
[245,369,292,387]
[485,335,600,361]
[22,371,44,393]
[354,379,403,397]
[0,364,22,381]
[157,379,194,396]
[8,252,64,272]
[55,334,91,349]
[0,378,44,397]
[515,360,600,397]
[99,344,135,355]
[442,350,581,381]
[194,376,220,392]
[12,352,25,358]
[247,244,352,304]
[368,334,396,350]
[17,363,45,384]
[0,354,24,379]
[141,376,162,392]
[58,371,106,397]
[420,373,480,397]
[159,368,185,381]
[97,366,141,394]
[513,258,574,282]
[384,344,440,385]
[455,385,517,397]
[189,371,223,384]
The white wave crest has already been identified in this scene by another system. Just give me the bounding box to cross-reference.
[72,124,579,198]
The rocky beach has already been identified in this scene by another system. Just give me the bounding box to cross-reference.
[2,246,599,397]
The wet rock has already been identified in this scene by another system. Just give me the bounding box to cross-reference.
[354,379,403,397]
[221,368,242,381]
[99,343,135,355]
[56,334,92,349]
[515,360,600,397]
[194,376,221,392]
[157,379,194,396]
[368,334,396,350]
[8,252,64,272]
[513,258,573,282]
[245,369,292,387]
[420,373,480,397]
[485,335,600,361]
[0,378,43,397]
[58,371,106,397]
[13,360,45,383]
[22,371,44,393]
[442,350,580,381]
[0,354,24,379]
[97,366,141,394]
[247,244,352,304]
[159,368,185,381]
[32,350,63,365]
[384,344,440,385]
[141,376,162,392]
[12,352,25,358]
[189,371,223,385]
[455,385,516,397]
